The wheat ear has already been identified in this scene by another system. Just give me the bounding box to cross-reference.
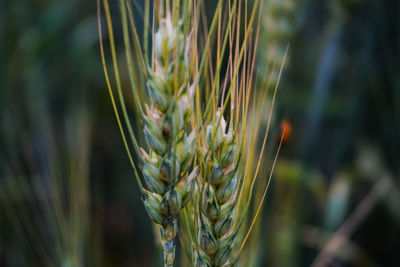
[186,0,283,265]
[98,1,198,265]
[194,109,241,267]
[140,12,198,267]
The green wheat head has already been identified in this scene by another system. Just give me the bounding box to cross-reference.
[98,1,200,266]
[97,0,286,266]
[140,10,198,266]
[193,109,240,266]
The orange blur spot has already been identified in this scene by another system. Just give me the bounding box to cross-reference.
[280,119,292,143]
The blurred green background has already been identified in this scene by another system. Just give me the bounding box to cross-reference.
[0,0,399,266]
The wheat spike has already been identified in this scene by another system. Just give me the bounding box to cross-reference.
[193,109,241,267]
[140,12,198,267]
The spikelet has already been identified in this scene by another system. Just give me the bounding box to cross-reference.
[140,13,198,267]
[194,109,241,267]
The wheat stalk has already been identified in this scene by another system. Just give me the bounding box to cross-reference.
[0,108,93,266]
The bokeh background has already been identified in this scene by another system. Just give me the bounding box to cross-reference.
[1,0,399,266]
